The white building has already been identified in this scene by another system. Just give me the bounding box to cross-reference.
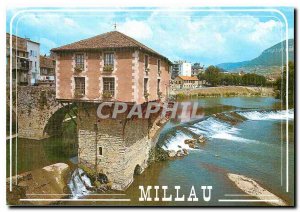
[172,61,192,78]
[27,39,40,85]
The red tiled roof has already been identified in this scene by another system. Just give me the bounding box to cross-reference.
[177,76,199,81]
[51,31,170,62]
[40,55,55,68]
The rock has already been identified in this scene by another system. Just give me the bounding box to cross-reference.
[198,138,205,143]
[176,150,184,157]
[197,135,206,143]
[184,139,196,144]
[228,173,286,206]
[188,143,195,149]
[168,150,176,157]
[182,148,189,155]
[7,163,70,205]
[178,145,182,149]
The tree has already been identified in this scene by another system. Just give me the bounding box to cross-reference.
[275,61,294,107]
[204,66,221,86]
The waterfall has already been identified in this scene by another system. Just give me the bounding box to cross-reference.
[68,168,93,199]
[161,109,294,151]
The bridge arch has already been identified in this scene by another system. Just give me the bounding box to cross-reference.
[17,86,77,140]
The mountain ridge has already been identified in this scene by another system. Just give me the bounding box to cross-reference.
[217,39,294,72]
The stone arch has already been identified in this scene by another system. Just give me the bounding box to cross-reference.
[43,103,76,138]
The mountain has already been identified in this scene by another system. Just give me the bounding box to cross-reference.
[217,39,294,74]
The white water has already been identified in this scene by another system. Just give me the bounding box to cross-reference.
[162,132,198,152]
[190,117,257,143]
[163,110,294,151]
[68,168,93,199]
[237,109,294,121]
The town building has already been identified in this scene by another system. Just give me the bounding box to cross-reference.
[191,63,205,77]
[27,39,40,85]
[6,33,29,85]
[6,33,40,86]
[51,30,171,190]
[171,60,192,79]
[173,76,201,89]
[52,31,171,104]
[39,55,55,86]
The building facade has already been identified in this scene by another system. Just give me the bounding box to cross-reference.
[27,40,40,85]
[171,60,192,79]
[191,63,205,77]
[39,55,55,86]
[51,31,171,190]
[6,33,40,86]
[52,31,171,104]
[173,76,201,89]
[6,33,29,85]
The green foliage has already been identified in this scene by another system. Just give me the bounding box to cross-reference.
[94,180,101,188]
[275,61,294,107]
[148,146,168,165]
[202,65,221,86]
[198,65,267,87]
[78,164,96,181]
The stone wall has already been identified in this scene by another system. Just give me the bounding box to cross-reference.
[77,103,165,190]
[17,86,63,140]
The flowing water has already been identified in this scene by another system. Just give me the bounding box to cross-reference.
[7,97,295,206]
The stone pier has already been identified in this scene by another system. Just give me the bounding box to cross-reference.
[77,103,166,190]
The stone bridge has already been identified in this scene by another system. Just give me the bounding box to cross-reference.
[15,86,168,190]
[17,86,76,140]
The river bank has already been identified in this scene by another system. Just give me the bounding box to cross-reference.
[7,96,294,206]
[171,86,275,98]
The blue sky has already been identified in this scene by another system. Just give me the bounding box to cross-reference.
[6,7,294,66]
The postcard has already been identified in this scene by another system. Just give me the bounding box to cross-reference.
[6,7,295,207]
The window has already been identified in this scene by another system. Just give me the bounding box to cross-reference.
[157,79,160,95]
[103,77,115,96]
[74,77,85,96]
[98,147,103,156]
[75,53,84,69]
[157,59,161,71]
[104,53,114,66]
[144,78,148,95]
[144,55,149,69]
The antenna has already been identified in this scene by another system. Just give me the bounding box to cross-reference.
[113,22,117,31]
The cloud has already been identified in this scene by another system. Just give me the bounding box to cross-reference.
[7,9,292,65]
[119,20,153,40]
[39,37,57,54]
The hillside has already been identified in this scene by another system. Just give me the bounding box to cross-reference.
[217,39,294,76]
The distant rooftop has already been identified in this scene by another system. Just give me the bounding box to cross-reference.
[177,76,199,81]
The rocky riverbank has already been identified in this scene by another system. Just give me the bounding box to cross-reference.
[166,135,206,158]
[172,86,275,98]
[7,163,70,205]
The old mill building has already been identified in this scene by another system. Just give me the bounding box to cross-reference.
[51,31,171,190]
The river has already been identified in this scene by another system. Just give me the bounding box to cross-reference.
[7,96,294,206]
